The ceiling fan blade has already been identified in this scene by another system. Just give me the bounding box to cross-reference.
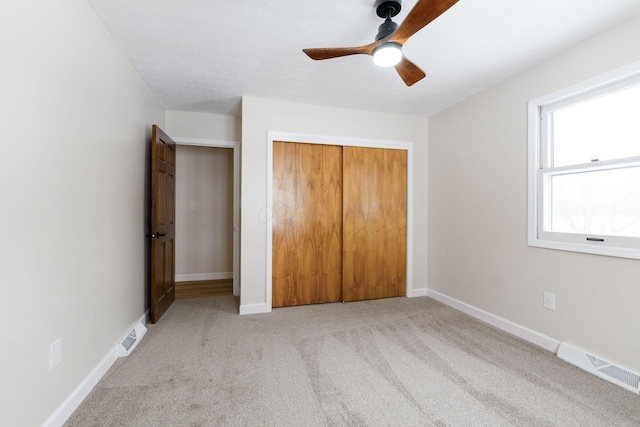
[391,0,459,45]
[394,57,426,86]
[303,42,379,60]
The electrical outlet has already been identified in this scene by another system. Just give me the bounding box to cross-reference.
[50,339,62,370]
[543,292,556,310]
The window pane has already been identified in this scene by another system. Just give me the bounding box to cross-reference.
[549,166,640,237]
[552,84,640,167]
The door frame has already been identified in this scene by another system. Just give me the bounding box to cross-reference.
[266,131,414,313]
[174,137,241,296]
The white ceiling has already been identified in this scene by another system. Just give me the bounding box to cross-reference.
[86,0,640,117]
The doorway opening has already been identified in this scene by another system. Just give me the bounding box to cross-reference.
[174,138,240,298]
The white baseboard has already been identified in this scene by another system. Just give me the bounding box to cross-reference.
[41,312,148,427]
[427,289,560,353]
[239,302,269,315]
[175,272,232,282]
[41,347,117,427]
[409,287,428,297]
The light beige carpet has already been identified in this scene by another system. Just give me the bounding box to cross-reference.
[65,296,640,426]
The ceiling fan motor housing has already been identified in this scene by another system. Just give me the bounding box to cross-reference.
[376,19,398,40]
[375,0,401,40]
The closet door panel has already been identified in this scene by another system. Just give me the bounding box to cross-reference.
[272,142,343,307]
[343,147,406,302]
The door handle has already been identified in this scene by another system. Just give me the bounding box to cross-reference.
[147,232,167,239]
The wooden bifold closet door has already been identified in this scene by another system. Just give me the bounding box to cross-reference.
[272,142,343,307]
[342,146,407,302]
[272,141,406,308]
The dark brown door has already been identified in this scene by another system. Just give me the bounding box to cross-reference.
[272,142,343,307]
[150,125,176,323]
[342,146,407,302]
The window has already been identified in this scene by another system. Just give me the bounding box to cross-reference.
[528,63,640,259]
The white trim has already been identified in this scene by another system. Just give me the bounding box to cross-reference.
[541,156,640,175]
[410,288,428,297]
[267,131,413,150]
[266,134,274,312]
[527,101,540,249]
[526,238,640,259]
[266,131,414,313]
[239,302,268,315]
[232,142,241,296]
[41,312,148,427]
[406,143,414,298]
[527,61,640,260]
[41,349,118,427]
[174,137,236,148]
[427,289,560,353]
[175,272,233,282]
[173,137,241,296]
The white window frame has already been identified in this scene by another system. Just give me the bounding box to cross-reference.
[528,60,640,260]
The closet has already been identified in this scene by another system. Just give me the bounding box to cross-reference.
[272,141,407,308]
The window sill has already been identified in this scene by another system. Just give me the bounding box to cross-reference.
[528,236,640,260]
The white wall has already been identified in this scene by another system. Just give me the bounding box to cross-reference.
[166,110,240,142]
[0,1,165,426]
[428,14,640,372]
[175,145,234,279]
[240,97,429,309]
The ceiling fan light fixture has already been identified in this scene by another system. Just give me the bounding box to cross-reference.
[373,42,402,67]
[303,0,459,85]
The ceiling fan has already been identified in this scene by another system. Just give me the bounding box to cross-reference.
[303,0,459,86]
